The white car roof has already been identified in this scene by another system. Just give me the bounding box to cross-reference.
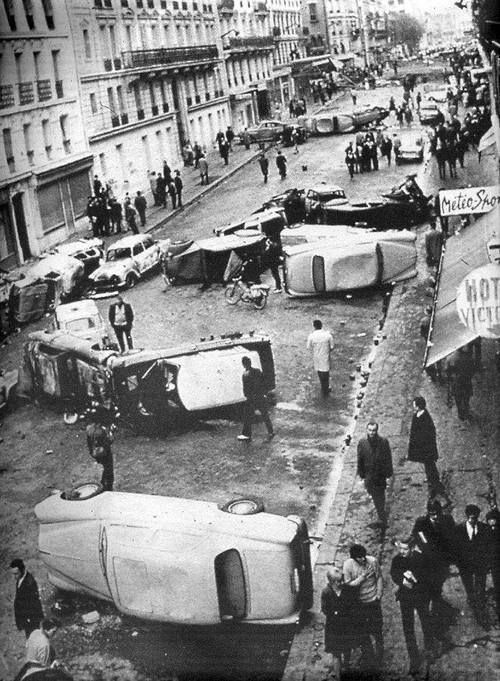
[108,235,151,250]
[55,299,100,322]
[55,239,103,256]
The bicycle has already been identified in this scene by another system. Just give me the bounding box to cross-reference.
[224,276,270,310]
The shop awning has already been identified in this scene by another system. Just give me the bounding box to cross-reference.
[425,206,499,367]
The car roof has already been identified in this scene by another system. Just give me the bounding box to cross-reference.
[108,235,151,249]
[55,239,103,256]
[55,299,100,321]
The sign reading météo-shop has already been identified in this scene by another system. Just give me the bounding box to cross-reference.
[439,185,500,217]
[456,263,500,339]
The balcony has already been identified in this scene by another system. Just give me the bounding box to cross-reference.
[122,45,219,70]
[18,82,35,106]
[224,35,274,52]
[37,79,52,102]
[0,85,15,109]
[55,80,64,98]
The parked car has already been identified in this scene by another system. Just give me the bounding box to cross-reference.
[35,487,313,625]
[20,331,275,428]
[87,234,169,296]
[238,120,305,146]
[419,102,443,126]
[283,231,417,297]
[52,238,104,277]
[395,132,424,165]
[303,184,348,220]
[53,299,110,348]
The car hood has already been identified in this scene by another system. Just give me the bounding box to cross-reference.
[89,260,132,280]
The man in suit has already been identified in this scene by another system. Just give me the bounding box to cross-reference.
[108,295,134,352]
[454,504,490,626]
[407,396,447,500]
[357,422,393,529]
[10,558,44,637]
[238,356,274,442]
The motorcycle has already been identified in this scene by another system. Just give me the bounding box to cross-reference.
[224,276,270,310]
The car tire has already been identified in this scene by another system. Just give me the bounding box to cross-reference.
[221,498,265,515]
[63,482,104,501]
[125,273,138,288]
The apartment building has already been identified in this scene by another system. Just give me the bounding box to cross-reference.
[0,0,92,267]
[66,0,231,198]
[268,0,306,107]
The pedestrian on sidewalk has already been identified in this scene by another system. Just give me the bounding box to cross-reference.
[390,539,435,675]
[455,504,490,626]
[86,409,115,492]
[226,126,235,151]
[411,500,457,639]
[258,152,269,183]
[124,199,139,234]
[242,128,251,150]
[134,191,147,227]
[198,154,209,185]
[276,150,287,179]
[407,396,447,501]
[220,139,230,166]
[486,508,500,626]
[424,222,443,266]
[109,198,122,234]
[321,567,358,679]
[156,172,167,209]
[93,174,102,197]
[357,421,393,528]
[215,130,225,152]
[174,170,183,207]
[343,545,384,669]
[345,147,356,179]
[108,294,134,353]
[10,559,44,638]
[238,356,274,442]
[306,319,334,397]
[163,160,173,185]
[193,142,203,169]
[167,180,177,209]
[148,170,158,205]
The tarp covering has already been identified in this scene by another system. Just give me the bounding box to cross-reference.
[425,206,499,367]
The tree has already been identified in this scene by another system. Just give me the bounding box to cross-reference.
[389,12,424,54]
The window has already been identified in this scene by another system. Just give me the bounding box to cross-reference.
[83,29,92,59]
[42,119,52,158]
[136,0,143,7]
[309,2,317,22]
[90,93,98,113]
[22,0,35,29]
[214,550,247,620]
[41,0,54,29]
[23,123,34,165]
[3,0,16,30]
[132,243,144,255]
[59,114,71,152]
[312,255,326,292]
[3,128,15,172]
[109,25,117,57]
[51,50,60,82]
[33,51,40,81]
[99,152,107,177]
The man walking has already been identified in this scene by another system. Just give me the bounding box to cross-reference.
[276,150,287,179]
[134,191,147,227]
[86,409,115,491]
[343,545,384,669]
[108,295,134,352]
[357,421,393,528]
[10,559,44,638]
[306,320,334,397]
[199,154,209,185]
[238,356,274,442]
[174,170,183,207]
[258,152,269,183]
[455,504,490,626]
[407,396,447,500]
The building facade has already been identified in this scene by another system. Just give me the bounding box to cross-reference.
[66,0,231,199]
[269,0,306,109]
[0,0,93,267]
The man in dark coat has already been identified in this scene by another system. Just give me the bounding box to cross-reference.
[174,170,183,207]
[156,172,167,208]
[134,191,147,227]
[220,139,230,166]
[86,410,114,491]
[163,160,173,185]
[454,504,491,626]
[357,421,393,528]
[408,396,446,499]
[276,150,287,179]
[167,181,177,209]
[238,356,274,442]
[390,540,435,674]
[108,294,134,352]
[258,152,269,183]
[10,559,44,637]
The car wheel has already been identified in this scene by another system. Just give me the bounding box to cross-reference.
[125,273,138,288]
[221,498,265,515]
[63,482,104,501]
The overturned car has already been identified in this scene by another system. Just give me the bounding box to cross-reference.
[35,488,313,625]
[19,330,275,429]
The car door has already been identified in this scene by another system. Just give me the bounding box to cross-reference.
[131,242,147,274]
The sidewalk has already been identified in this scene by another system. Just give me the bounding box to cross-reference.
[283,149,500,679]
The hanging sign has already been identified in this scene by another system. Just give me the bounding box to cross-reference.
[456,263,500,339]
[439,185,500,216]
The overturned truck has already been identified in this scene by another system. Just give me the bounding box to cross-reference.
[20,331,275,430]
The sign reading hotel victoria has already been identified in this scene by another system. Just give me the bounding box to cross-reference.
[439,185,500,216]
[456,263,500,339]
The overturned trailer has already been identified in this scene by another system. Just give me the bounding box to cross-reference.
[19,331,275,430]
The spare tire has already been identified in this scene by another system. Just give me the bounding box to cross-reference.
[221,498,265,515]
[63,482,104,501]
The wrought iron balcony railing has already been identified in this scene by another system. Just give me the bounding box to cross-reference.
[37,79,52,102]
[122,45,219,70]
[224,35,274,51]
[0,84,15,109]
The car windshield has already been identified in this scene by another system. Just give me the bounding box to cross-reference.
[320,191,346,201]
[106,248,131,261]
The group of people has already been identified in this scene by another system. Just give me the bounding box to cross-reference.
[344,130,396,179]
[149,161,183,210]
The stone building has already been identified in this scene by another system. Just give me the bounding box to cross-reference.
[0,0,93,267]
[269,0,306,109]
[66,0,231,198]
